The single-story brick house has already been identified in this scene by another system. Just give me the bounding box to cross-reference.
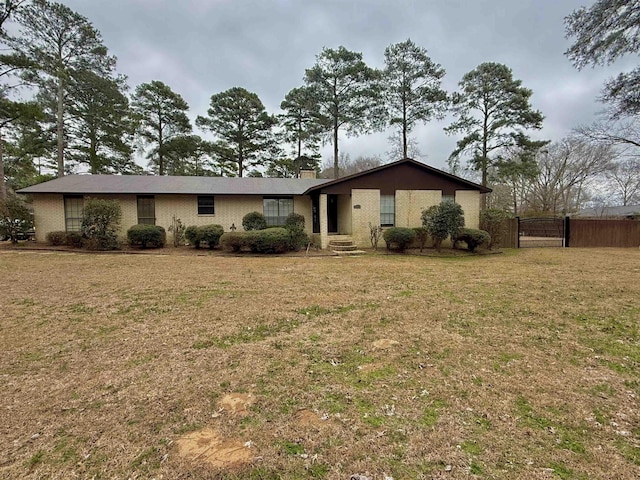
[18,158,491,249]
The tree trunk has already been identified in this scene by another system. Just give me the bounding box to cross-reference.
[402,100,408,159]
[333,120,339,179]
[56,75,65,177]
[0,128,6,200]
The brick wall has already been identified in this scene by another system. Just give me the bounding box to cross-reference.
[395,190,442,228]
[31,193,313,244]
[455,190,481,229]
[351,189,380,247]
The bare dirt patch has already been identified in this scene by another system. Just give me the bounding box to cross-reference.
[372,338,399,349]
[294,409,326,428]
[218,393,255,416]
[176,428,252,468]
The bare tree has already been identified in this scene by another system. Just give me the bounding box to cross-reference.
[528,138,614,215]
[605,157,640,206]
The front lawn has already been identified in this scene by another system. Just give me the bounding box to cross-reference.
[0,248,638,479]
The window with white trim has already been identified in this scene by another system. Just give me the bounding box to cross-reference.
[137,196,156,225]
[263,197,293,226]
[380,195,395,227]
[64,195,83,232]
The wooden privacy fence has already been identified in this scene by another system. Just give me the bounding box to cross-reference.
[569,219,640,248]
[493,218,639,248]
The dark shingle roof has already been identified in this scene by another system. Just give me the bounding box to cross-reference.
[17,175,330,196]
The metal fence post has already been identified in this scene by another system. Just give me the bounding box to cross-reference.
[564,216,570,248]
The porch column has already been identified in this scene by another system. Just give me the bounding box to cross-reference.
[319,193,328,249]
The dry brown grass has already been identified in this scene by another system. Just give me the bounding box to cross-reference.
[0,248,639,479]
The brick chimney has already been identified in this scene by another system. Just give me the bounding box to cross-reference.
[299,169,316,179]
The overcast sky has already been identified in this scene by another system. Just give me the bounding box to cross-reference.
[59,0,631,172]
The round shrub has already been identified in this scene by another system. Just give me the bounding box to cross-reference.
[383,227,416,252]
[127,224,166,248]
[185,225,200,248]
[220,232,245,252]
[242,211,267,231]
[46,231,67,246]
[249,227,290,253]
[199,224,224,249]
[453,228,491,252]
[421,201,465,251]
[66,232,83,248]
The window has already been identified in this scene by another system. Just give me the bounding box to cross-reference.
[64,196,84,232]
[197,196,215,215]
[380,194,395,226]
[442,194,455,203]
[137,196,156,225]
[263,197,293,226]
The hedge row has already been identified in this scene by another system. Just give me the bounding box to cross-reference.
[220,228,291,253]
[185,224,224,249]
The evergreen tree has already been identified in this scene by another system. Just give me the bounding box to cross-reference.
[131,80,192,176]
[304,46,382,178]
[196,87,276,177]
[383,39,448,158]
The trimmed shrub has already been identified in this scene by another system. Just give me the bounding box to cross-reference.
[220,231,245,252]
[242,211,267,231]
[185,225,200,248]
[383,227,416,252]
[81,198,121,250]
[199,224,224,249]
[46,231,67,246]
[480,209,511,248]
[185,224,224,249]
[421,201,465,251]
[221,228,290,254]
[453,228,491,252]
[66,232,83,248]
[412,227,429,252]
[284,212,308,251]
[249,227,290,253]
[127,224,166,248]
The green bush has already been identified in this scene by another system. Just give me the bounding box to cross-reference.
[242,211,267,231]
[480,209,511,248]
[220,231,245,252]
[412,227,429,252]
[46,230,67,246]
[221,228,290,254]
[199,224,224,249]
[421,201,465,251]
[453,228,491,252]
[66,232,83,248]
[81,198,121,250]
[185,224,224,249]
[383,227,416,252]
[127,224,166,248]
[250,227,290,253]
[284,212,308,251]
[0,195,33,243]
[184,225,200,248]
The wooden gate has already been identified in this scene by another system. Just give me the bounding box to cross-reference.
[518,217,566,248]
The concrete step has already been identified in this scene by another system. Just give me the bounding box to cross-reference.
[330,244,359,251]
[332,249,366,256]
[328,240,354,246]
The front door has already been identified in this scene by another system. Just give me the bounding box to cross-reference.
[327,194,338,233]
